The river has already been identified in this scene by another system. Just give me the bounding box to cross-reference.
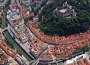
[3,30,33,61]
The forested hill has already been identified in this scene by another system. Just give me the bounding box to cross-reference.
[39,0,90,36]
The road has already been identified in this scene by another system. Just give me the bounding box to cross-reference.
[2,2,34,64]
[2,0,90,65]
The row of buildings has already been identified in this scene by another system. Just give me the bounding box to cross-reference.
[7,0,37,60]
[21,0,50,15]
[68,55,90,65]
[0,28,30,65]
[6,0,90,65]
[27,21,90,45]
[28,20,90,63]
[0,30,18,65]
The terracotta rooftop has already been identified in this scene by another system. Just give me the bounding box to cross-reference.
[68,57,90,65]
[27,21,90,44]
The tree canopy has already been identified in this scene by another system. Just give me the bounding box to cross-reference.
[39,0,90,36]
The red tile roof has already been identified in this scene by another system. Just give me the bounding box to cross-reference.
[27,22,90,45]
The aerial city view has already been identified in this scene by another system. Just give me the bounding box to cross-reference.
[0,0,90,65]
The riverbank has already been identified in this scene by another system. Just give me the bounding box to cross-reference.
[3,30,33,61]
[1,0,34,62]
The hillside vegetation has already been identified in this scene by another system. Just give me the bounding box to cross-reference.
[39,0,90,36]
